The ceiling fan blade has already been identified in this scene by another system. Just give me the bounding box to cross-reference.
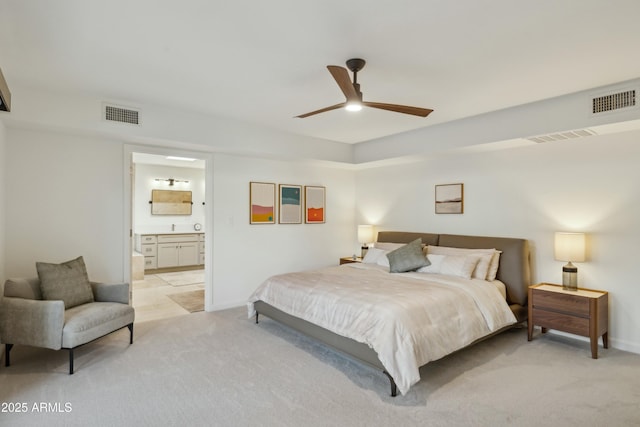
[327,66,359,102]
[363,101,433,117]
[295,102,346,118]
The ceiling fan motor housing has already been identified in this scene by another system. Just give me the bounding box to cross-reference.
[346,58,366,73]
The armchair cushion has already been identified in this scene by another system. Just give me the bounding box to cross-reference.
[36,256,94,309]
[62,302,135,348]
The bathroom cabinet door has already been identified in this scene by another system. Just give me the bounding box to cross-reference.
[177,242,199,266]
[157,242,198,268]
[157,243,179,268]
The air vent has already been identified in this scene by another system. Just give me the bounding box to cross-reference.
[528,129,597,144]
[592,90,635,114]
[104,104,140,125]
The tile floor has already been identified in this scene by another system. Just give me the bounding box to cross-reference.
[132,270,205,323]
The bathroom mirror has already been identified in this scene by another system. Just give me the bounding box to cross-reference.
[150,190,192,215]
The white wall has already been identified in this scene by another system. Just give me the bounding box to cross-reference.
[0,118,4,355]
[134,163,205,234]
[0,120,6,288]
[1,84,359,313]
[356,130,640,353]
[211,153,356,309]
[4,128,125,282]
[2,126,357,312]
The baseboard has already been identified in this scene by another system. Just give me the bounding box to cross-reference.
[547,330,640,355]
[209,300,246,312]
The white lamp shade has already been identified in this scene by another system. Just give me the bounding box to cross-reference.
[554,232,586,262]
[357,225,374,245]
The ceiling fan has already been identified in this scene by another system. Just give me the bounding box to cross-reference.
[296,58,433,119]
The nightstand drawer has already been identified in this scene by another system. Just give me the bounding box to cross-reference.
[532,308,589,337]
[532,289,590,316]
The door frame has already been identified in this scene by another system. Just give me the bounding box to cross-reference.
[123,144,214,311]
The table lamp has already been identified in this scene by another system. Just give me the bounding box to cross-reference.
[554,232,586,291]
[357,225,374,258]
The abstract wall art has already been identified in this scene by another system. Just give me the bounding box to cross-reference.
[279,184,302,224]
[250,182,276,224]
[435,183,464,214]
[305,186,325,223]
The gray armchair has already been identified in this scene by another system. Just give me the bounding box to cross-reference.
[0,277,135,374]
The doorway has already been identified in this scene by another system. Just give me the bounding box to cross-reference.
[124,146,213,322]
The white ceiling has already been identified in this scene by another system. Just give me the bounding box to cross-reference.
[1,1,640,144]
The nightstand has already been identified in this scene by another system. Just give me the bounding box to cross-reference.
[528,283,608,359]
[339,256,363,265]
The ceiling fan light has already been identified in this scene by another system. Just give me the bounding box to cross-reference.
[345,102,362,112]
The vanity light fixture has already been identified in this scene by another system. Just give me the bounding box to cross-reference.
[155,178,190,186]
[554,232,586,291]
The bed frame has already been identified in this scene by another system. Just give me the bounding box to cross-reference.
[254,231,531,396]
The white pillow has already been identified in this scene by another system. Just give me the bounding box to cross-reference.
[486,251,502,281]
[439,255,481,279]
[416,254,445,273]
[416,254,480,279]
[362,247,386,264]
[426,246,499,281]
[374,242,406,251]
[376,253,390,268]
[361,247,392,267]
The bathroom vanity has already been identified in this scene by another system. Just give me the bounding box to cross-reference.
[135,232,204,272]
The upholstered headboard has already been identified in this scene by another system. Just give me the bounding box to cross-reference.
[376,231,531,322]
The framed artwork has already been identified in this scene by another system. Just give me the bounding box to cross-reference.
[279,184,302,224]
[150,190,192,215]
[249,182,276,224]
[304,186,325,223]
[435,183,464,214]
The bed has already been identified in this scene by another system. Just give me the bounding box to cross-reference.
[248,231,531,396]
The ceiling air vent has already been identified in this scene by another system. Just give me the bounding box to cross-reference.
[104,104,140,125]
[527,129,597,144]
[592,90,635,114]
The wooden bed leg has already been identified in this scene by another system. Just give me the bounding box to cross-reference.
[383,371,397,397]
[255,313,259,324]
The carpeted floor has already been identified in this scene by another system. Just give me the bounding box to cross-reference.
[167,290,205,312]
[1,307,639,427]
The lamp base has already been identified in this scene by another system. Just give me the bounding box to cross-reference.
[361,246,369,258]
[562,262,578,291]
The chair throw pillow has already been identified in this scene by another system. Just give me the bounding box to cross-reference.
[386,238,430,273]
[36,256,94,309]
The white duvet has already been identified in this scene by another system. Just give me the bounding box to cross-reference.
[247,263,516,395]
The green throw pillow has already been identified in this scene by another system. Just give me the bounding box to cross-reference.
[386,239,430,273]
[36,256,94,309]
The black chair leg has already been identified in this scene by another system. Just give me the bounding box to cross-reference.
[5,343,13,367]
[69,349,74,375]
[127,323,134,344]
